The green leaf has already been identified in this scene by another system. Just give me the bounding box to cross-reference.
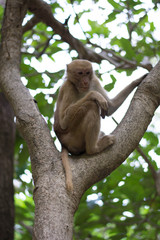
[155,147,160,155]
[88,20,109,37]
[104,74,116,91]
[105,12,117,24]
[107,0,121,9]
[35,92,54,118]
[120,38,135,59]
[143,131,159,146]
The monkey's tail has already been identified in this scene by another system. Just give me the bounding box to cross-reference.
[61,147,73,192]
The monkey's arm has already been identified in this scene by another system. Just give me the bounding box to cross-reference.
[94,74,148,117]
[106,74,148,116]
[59,90,108,130]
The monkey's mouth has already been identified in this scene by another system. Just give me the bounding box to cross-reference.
[79,86,89,92]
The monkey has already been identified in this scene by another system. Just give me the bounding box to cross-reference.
[54,59,147,191]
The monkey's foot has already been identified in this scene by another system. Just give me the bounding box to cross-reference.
[98,134,115,149]
[107,135,115,145]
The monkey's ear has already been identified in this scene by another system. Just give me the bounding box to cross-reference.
[66,64,70,72]
[66,64,68,72]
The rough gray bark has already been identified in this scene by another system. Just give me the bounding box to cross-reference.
[0,0,160,239]
[0,93,15,240]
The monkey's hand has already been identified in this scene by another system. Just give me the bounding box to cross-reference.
[97,99,108,119]
[101,109,108,119]
[90,91,108,118]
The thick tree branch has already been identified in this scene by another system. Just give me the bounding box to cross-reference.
[68,63,160,197]
[0,0,58,180]
[27,0,91,59]
[0,3,78,238]
[0,3,74,238]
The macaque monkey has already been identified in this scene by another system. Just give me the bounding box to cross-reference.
[54,59,147,191]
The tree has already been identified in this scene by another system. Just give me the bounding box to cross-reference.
[0,93,15,240]
[0,0,160,239]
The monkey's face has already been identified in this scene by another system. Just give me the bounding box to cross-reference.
[67,60,93,92]
[68,67,93,92]
[74,68,93,92]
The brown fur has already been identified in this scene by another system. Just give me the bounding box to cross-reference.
[54,59,147,191]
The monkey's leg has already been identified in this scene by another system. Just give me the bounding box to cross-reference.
[85,102,115,155]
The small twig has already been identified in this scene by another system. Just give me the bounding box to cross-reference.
[88,40,138,69]
[36,33,54,59]
[19,221,33,235]
[136,146,157,179]
[112,117,119,125]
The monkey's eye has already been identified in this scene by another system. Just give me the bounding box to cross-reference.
[78,71,83,75]
[86,71,90,75]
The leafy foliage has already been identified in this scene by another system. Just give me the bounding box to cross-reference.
[74,157,160,240]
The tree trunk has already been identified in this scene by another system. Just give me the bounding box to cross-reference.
[33,169,78,240]
[0,93,15,240]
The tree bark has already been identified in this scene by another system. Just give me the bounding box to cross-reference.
[0,93,15,240]
[0,1,160,240]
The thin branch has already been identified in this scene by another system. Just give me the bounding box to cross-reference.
[36,33,54,59]
[22,69,57,78]
[136,146,157,179]
[88,40,138,69]
[20,221,33,235]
